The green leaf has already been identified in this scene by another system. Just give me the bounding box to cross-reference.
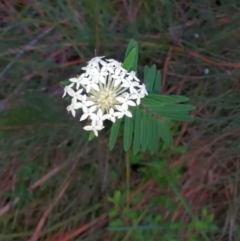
[145,64,156,91]
[88,132,95,141]
[123,48,136,71]
[109,119,122,150]
[108,210,118,218]
[60,80,70,86]
[173,145,188,153]
[133,107,141,154]
[153,111,194,122]
[124,39,138,71]
[141,110,148,151]
[141,97,162,106]
[146,113,152,149]
[123,115,133,151]
[153,70,161,93]
[148,104,196,112]
[149,94,189,103]
[157,120,173,146]
[113,190,121,204]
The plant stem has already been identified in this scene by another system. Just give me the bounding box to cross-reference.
[125,151,130,209]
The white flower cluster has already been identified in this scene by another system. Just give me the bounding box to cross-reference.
[63,56,148,136]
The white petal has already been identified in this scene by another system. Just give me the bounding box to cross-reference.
[115,68,121,76]
[86,85,91,93]
[116,96,125,103]
[110,116,116,122]
[71,109,76,117]
[92,83,100,91]
[90,113,98,121]
[115,112,124,119]
[125,110,132,118]
[115,105,123,112]
[89,105,97,113]
[73,102,83,109]
[69,77,78,82]
[85,100,95,107]
[122,103,129,110]
[80,113,88,121]
[93,129,98,136]
[83,126,93,131]
[81,95,87,102]
[103,113,110,120]
[99,76,106,84]
[97,109,103,117]
[113,78,122,87]
[82,105,89,113]
[127,100,136,106]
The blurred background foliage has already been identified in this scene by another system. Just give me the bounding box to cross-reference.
[0,0,240,240]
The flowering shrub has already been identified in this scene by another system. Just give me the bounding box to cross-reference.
[63,57,147,136]
[61,40,195,154]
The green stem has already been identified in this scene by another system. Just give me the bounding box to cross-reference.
[125,151,130,209]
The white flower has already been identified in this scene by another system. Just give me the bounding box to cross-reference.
[104,108,120,123]
[116,93,136,109]
[121,78,140,94]
[62,56,148,136]
[67,89,83,102]
[80,95,95,111]
[126,71,140,82]
[130,93,141,105]
[66,100,82,117]
[106,59,124,69]
[90,109,108,123]
[115,105,132,118]
[92,68,108,84]
[87,56,105,67]
[63,83,75,98]
[138,85,148,97]
[81,78,100,93]
[80,105,97,121]
[83,119,104,137]
[112,68,126,87]
[69,76,82,89]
